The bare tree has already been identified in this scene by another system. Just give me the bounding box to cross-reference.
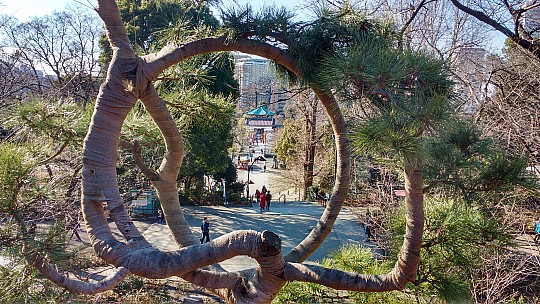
[0,14,40,105]
[471,251,540,303]
[477,47,540,175]
[1,4,103,105]
[276,88,334,200]
[366,0,492,58]
[449,0,540,59]
[0,49,37,104]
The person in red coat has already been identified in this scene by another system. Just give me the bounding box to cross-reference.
[259,192,266,213]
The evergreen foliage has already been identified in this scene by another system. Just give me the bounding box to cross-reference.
[389,197,511,303]
[424,120,536,200]
[275,245,411,303]
[165,89,236,188]
[99,0,239,98]
[0,142,81,303]
[1,1,538,302]
[320,32,453,166]
[273,118,298,167]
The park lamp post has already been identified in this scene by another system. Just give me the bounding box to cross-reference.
[246,155,266,203]
[221,178,228,206]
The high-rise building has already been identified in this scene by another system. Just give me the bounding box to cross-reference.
[522,2,540,36]
[232,52,288,115]
[453,47,489,113]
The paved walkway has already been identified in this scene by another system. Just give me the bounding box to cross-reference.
[119,142,376,271]
[67,142,376,273]
[237,142,302,204]
[137,202,373,272]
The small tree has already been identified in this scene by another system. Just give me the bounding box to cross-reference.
[274,88,334,200]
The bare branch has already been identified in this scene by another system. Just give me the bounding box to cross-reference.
[450,0,540,59]
[26,248,130,294]
[398,0,431,48]
[450,0,514,37]
[119,139,160,181]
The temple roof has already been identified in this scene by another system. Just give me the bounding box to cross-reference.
[246,106,275,116]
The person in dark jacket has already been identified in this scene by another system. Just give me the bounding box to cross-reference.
[255,189,261,203]
[200,217,210,243]
[265,191,272,211]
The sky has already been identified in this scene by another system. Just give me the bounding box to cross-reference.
[0,0,96,21]
[0,0,505,52]
[0,0,309,21]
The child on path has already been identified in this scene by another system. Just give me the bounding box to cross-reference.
[200,217,210,244]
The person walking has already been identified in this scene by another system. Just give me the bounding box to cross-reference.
[255,189,261,203]
[265,191,272,211]
[69,220,83,242]
[200,217,210,243]
[259,192,266,213]
[261,185,267,195]
[365,211,374,241]
[157,209,164,223]
[67,214,84,242]
[365,220,374,240]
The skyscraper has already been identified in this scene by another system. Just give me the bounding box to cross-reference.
[453,47,489,113]
[232,52,287,114]
[522,1,540,36]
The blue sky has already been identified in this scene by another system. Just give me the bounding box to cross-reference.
[1,0,505,52]
[0,0,95,20]
[1,0,308,21]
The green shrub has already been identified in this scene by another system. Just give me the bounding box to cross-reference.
[274,245,410,303]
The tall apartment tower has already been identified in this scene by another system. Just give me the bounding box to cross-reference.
[453,47,488,113]
[232,52,287,114]
[522,1,540,36]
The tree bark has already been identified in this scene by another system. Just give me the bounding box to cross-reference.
[303,96,318,199]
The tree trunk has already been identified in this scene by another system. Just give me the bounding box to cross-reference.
[283,158,424,291]
[303,98,318,199]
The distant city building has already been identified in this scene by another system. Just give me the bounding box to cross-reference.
[232,52,288,115]
[0,48,55,101]
[522,2,540,36]
[453,47,489,113]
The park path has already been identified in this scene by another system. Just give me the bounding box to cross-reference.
[58,145,374,275]
[141,202,374,271]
